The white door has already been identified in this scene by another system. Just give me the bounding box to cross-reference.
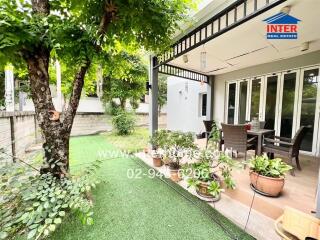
[276,70,300,138]
[226,81,238,124]
[261,73,282,130]
[248,76,265,121]
[296,66,320,155]
[238,79,250,124]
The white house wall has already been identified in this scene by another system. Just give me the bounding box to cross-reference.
[167,76,209,133]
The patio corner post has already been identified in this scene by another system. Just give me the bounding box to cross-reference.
[149,56,159,138]
[207,76,214,121]
[317,174,320,218]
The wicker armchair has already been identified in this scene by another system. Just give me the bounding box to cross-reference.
[263,126,309,175]
[221,123,257,160]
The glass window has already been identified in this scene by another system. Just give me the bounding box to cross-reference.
[238,81,248,124]
[280,72,297,138]
[250,78,261,120]
[264,76,278,130]
[300,68,319,151]
[201,94,207,117]
[227,83,236,124]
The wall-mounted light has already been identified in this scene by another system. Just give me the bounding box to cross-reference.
[200,45,207,70]
[183,54,188,63]
[301,42,310,52]
[184,81,188,92]
[200,52,207,70]
[280,5,291,14]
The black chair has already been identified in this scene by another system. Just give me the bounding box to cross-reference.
[203,120,213,148]
[263,126,310,175]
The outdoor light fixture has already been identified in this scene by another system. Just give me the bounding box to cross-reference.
[183,54,189,63]
[301,42,310,52]
[280,5,291,14]
[200,51,207,70]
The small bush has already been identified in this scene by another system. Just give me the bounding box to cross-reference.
[105,101,121,116]
[0,158,102,240]
[112,111,136,135]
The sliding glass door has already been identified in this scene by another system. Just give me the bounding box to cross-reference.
[263,74,280,130]
[296,66,320,154]
[227,82,237,124]
[250,77,262,120]
[225,65,320,154]
[278,70,300,138]
[238,80,248,124]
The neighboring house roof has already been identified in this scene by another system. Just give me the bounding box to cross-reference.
[263,13,301,24]
[173,0,233,40]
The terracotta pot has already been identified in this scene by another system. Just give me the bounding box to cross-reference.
[152,157,163,167]
[196,181,221,202]
[250,171,285,197]
[170,169,181,182]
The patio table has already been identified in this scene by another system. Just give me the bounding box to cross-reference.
[247,129,275,155]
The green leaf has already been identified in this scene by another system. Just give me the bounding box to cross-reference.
[45,218,52,224]
[48,224,56,232]
[86,217,94,225]
[54,218,61,224]
[0,232,8,240]
[58,211,65,217]
[44,201,50,209]
[27,228,37,239]
[44,229,49,236]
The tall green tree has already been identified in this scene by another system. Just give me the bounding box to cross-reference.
[102,51,147,110]
[0,0,194,176]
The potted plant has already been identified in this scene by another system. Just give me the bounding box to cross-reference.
[166,131,197,182]
[248,155,292,197]
[207,120,221,150]
[183,150,236,201]
[149,130,170,167]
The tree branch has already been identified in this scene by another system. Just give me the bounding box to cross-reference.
[63,61,91,133]
[63,1,118,133]
[31,0,50,14]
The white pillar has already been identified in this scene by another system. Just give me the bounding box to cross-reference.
[5,64,14,112]
[149,56,158,137]
[55,60,62,111]
[96,64,103,98]
[206,76,214,121]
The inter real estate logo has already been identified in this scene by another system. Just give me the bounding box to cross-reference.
[263,13,301,39]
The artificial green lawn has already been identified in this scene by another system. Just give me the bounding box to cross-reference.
[50,133,254,240]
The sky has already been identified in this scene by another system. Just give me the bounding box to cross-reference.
[198,0,214,10]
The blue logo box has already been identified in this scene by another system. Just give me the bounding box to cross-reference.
[267,33,298,39]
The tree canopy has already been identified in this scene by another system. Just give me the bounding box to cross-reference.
[0,0,196,176]
[102,51,147,109]
[0,0,195,66]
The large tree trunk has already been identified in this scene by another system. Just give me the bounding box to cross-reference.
[23,0,115,177]
[25,48,90,177]
[24,46,71,177]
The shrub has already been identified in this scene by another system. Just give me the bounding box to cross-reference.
[183,151,237,197]
[112,110,136,135]
[149,130,170,152]
[248,155,292,178]
[0,158,102,240]
[105,101,121,116]
[166,131,197,169]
